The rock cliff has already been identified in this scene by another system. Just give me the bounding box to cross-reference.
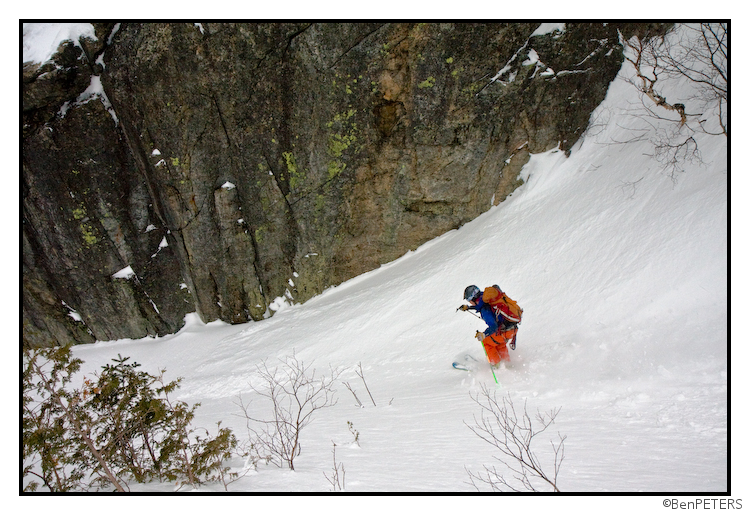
[22,22,662,347]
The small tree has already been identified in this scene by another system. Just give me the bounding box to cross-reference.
[23,346,127,491]
[188,422,240,490]
[237,353,339,470]
[466,387,565,492]
[23,347,240,492]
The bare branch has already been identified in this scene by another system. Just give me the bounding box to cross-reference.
[466,386,565,492]
[343,381,364,408]
[621,23,727,137]
[355,362,377,407]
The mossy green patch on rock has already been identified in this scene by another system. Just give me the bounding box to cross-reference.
[72,206,87,220]
[326,108,360,178]
[327,160,346,179]
[283,151,305,190]
[328,132,357,158]
[80,223,99,247]
[69,204,99,246]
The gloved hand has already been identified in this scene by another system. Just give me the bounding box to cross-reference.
[458,305,469,311]
[475,331,485,341]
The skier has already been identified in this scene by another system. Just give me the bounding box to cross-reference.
[458,285,520,366]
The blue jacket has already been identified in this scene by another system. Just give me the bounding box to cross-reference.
[468,297,501,337]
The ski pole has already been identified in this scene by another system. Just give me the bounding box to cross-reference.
[457,307,483,320]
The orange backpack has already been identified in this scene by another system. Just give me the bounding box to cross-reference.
[482,286,522,324]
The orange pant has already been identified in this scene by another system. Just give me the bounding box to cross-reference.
[482,327,517,365]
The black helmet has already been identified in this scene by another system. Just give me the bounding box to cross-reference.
[464,285,481,302]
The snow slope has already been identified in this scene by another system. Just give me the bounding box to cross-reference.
[50,27,728,495]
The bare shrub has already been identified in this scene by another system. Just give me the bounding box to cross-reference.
[466,386,565,492]
[237,353,339,470]
[323,441,346,491]
[620,23,727,178]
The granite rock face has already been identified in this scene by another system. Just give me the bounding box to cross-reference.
[23,22,660,347]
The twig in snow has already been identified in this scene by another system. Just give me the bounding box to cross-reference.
[343,381,364,408]
[355,362,376,407]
